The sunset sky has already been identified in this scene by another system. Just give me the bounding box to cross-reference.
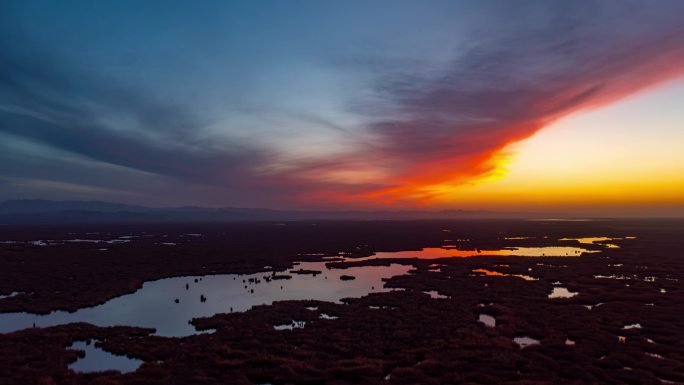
[2,0,683,215]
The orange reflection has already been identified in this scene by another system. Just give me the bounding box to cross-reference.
[472,268,537,281]
[348,246,595,262]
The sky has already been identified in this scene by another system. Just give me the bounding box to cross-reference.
[1,0,684,215]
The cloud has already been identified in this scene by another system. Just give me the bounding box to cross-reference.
[2,1,684,208]
[0,25,270,189]
[275,0,684,205]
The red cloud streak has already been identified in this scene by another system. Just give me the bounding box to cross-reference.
[274,10,684,207]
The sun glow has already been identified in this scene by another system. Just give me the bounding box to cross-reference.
[321,80,684,214]
[430,80,684,213]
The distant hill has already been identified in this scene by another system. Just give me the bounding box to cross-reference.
[0,200,152,214]
[0,199,533,224]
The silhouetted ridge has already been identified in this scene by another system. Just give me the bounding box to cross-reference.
[0,199,534,223]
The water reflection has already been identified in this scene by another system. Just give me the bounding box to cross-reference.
[273,320,306,330]
[513,336,540,348]
[472,269,537,281]
[548,287,578,299]
[559,237,634,249]
[69,341,142,373]
[0,261,411,337]
[478,314,496,328]
[349,246,597,262]
[422,290,449,299]
[584,303,604,310]
[0,292,20,300]
[0,236,620,338]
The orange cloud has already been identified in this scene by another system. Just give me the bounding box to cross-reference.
[292,32,684,207]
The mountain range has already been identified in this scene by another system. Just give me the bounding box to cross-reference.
[0,199,534,223]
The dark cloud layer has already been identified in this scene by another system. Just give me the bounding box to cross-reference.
[0,13,270,202]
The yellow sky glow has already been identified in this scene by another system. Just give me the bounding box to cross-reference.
[430,80,684,214]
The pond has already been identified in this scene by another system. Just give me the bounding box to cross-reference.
[0,236,620,337]
[0,261,411,337]
[69,340,143,373]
